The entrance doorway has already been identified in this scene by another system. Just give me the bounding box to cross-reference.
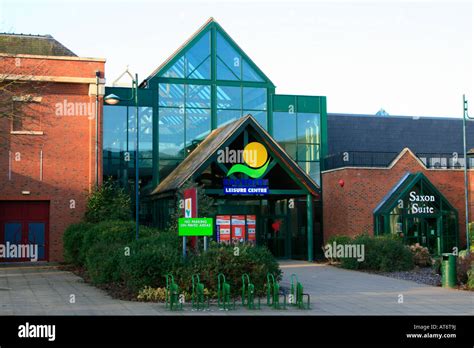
[405,217,440,254]
[262,216,289,258]
[0,201,49,262]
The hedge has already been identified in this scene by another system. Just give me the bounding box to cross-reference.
[63,220,281,298]
[328,233,414,272]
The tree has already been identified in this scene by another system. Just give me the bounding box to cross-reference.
[84,177,132,223]
[0,55,52,146]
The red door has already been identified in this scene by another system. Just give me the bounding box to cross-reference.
[0,201,49,262]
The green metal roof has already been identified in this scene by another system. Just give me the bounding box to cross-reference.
[0,33,76,56]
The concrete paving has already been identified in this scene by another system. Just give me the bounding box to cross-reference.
[0,262,472,315]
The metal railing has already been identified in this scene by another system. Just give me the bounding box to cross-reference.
[324,151,474,170]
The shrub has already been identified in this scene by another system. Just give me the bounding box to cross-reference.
[409,243,432,267]
[63,222,92,266]
[120,232,182,291]
[63,220,281,301]
[84,241,124,284]
[339,234,414,272]
[467,268,474,290]
[457,252,474,285]
[186,242,281,297]
[84,178,132,223]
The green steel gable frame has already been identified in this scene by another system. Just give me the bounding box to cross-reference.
[374,172,458,216]
[146,19,276,187]
[144,19,275,88]
[373,172,459,252]
[189,117,320,197]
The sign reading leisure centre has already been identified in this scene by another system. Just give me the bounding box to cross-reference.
[178,218,213,236]
[219,141,271,195]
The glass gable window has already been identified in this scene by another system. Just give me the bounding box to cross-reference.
[186,32,211,79]
[186,84,211,108]
[158,108,185,159]
[160,32,211,80]
[243,87,266,110]
[374,173,459,254]
[216,32,265,82]
[186,108,211,146]
[159,83,184,107]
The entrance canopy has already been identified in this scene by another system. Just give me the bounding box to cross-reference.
[374,172,458,254]
[150,115,320,199]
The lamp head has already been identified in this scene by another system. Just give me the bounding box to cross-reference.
[104,94,121,105]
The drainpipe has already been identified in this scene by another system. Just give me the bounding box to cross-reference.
[95,70,100,188]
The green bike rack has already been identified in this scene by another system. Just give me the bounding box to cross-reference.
[290,274,310,310]
[217,273,235,310]
[266,273,286,309]
[191,274,209,310]
[241,273,260,310]
[165,273,183,311]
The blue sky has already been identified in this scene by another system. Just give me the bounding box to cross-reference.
[1,0,472,117]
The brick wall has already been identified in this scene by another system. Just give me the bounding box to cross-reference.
[322,149,473,248]
[0,54,105,261]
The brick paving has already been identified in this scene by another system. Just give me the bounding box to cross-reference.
[0,262,472,315]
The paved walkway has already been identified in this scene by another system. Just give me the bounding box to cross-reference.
[0,262,472,315]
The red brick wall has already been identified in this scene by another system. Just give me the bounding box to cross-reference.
[322,149,473,248]
[0,55,105,261]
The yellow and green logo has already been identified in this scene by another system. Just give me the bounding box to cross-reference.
[226,142,270,179]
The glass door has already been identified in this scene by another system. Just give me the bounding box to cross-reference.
[263,216,289,258]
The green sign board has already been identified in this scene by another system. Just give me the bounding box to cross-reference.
[178,218,213,236]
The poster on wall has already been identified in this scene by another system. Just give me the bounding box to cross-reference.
[231,215,246,242]
[246,215,256,244]
[216,215,231,243]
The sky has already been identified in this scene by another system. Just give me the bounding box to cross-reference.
[0,0,472,117]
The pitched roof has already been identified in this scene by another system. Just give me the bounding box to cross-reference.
[373,171,457,215]
[0,33,76,57]
[151,115,320,196]
[327,113,474,155]
[141,17,274,87]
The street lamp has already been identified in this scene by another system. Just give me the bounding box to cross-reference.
[104,73,140,241]
[462,95,473,252]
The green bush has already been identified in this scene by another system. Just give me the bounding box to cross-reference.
[457,252,474,285]
[84,178,132,223]
[120,232,182,291]
[185,242,281,297]
[84,241,124,284]
[63,222,93,266]
[339,234,414,272]
[63,220,281,301]
[467,268,474,290]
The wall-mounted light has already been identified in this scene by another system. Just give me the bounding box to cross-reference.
[21,191,30,195]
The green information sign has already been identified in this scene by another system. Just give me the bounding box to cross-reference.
[178,218,213,236]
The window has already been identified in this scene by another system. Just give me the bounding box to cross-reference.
[186,108,211,146]
[159,107,185,159]
[243,88,266,110]
[161,31,211,80]
[11,99,42,133]
[159,83,184,107]
[216,31,266,82]
[216,86,241,109]
[186,85,211,108]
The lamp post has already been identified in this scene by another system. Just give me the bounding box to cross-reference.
[462,94,473,252]
[104,73,140,241]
